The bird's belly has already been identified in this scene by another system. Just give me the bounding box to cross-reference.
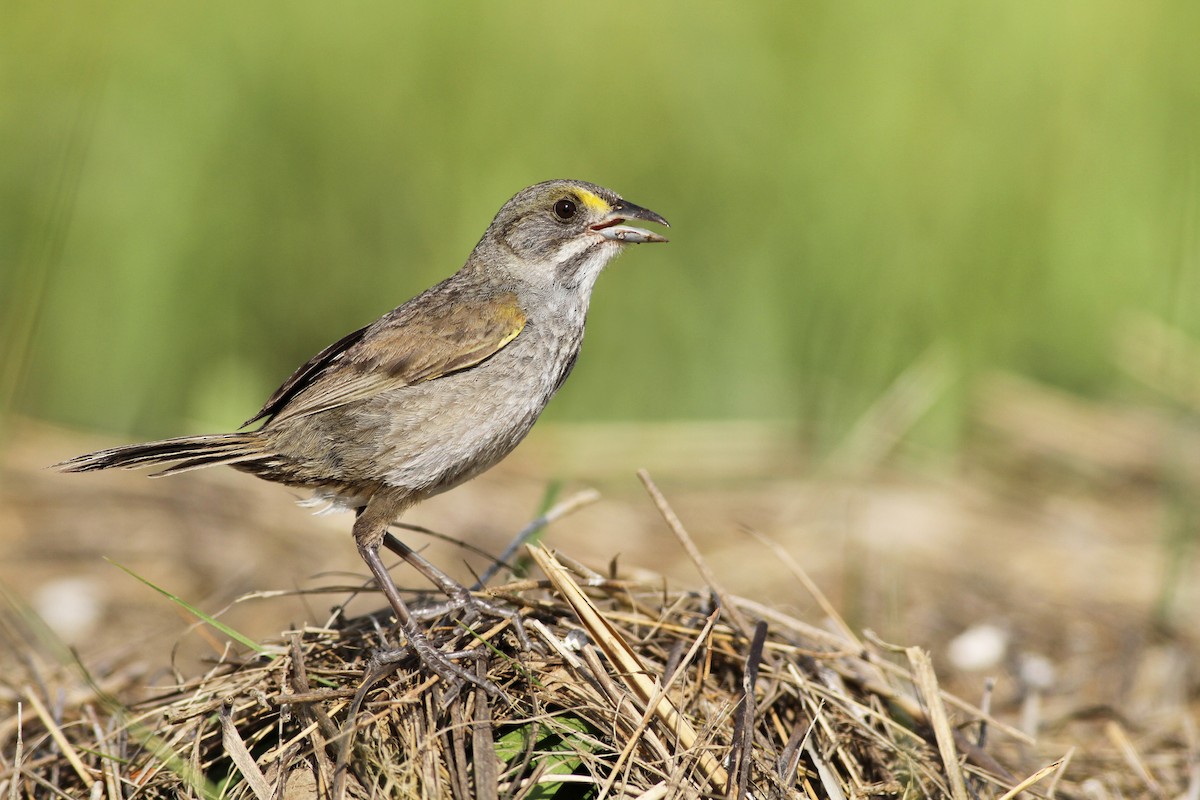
[373,364,552,494]
[263,329,577,501]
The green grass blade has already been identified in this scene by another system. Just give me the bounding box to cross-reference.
[105,558,267,654]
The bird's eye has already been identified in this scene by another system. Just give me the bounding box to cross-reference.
[553,198,577,221]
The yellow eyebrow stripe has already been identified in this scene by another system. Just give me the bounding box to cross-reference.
[576,190,612,214]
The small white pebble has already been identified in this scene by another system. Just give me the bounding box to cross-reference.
[32,577,105,642]
[947,624,1009,671]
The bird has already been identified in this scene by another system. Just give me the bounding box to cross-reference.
[55,179,669,690]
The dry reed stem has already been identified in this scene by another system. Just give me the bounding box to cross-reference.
[907,647,968,800]
[219,704,271,800]
[527,544,730,793]
[21,689,93,792]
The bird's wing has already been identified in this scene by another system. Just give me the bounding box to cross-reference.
[243,289,527,427]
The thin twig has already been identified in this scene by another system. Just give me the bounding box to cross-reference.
[637,469,753,638]
[995,756,1069,800]
[742,525,861,650]
[475,488,602,588]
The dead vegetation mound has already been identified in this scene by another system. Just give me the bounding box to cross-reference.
[1,471,1194,799]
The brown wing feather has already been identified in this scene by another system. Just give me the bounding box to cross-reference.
[249,284,526,427]
[242,324,371,427]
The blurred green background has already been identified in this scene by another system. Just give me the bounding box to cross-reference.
[3,1,1198,452]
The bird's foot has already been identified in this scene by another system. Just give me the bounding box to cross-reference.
[375,617,499,696]
[381,531,533,651]
[412,585,533,652]
[357,531,500,695]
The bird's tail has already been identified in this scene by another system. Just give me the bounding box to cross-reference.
[54,432,265,477]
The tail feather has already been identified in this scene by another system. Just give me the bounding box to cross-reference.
[54,433,263,476]
[152,450,268,476]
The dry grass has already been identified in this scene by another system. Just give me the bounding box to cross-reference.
[0,562,1024,798]
[4,368,1200,798]
[2,469,1195,799]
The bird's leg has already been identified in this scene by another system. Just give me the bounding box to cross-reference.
[381,531,532,650]
[353,495,496,694]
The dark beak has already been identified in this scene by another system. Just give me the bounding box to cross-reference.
[590,200,670,244]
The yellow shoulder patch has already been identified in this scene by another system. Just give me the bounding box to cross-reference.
[494,309,526,349]
[490,293,527,332]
